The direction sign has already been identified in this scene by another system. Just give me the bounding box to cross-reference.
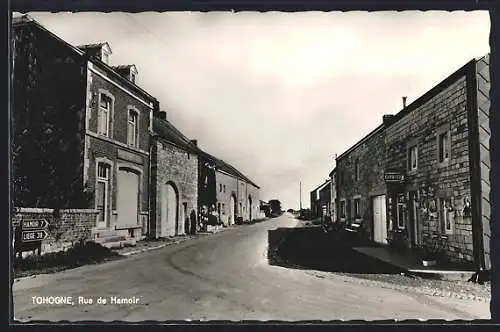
[21,219,48,230]
[22,230,49,242]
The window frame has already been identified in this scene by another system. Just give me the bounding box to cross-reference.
[98,92,113,137]
[354,198,361,220]
[340,199,346,219]
[407,144,418,173]
[95,161,112,227]
[439,197,454,234]
[127,108,139,148]
[437,129,451,167]
[354,159,360,181]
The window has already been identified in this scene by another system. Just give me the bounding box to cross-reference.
[438,131,450,164]
[220,184,223,192]
[346,199,351,220]
[130,73,136,84]
[354,159,360,181]
[396,195,406,229]
[439,198,453,234]
[223,185,226,193]
[102,52,109,65]
[98,94,112,136]
[96,163,111,225]
[354,198,361,219]
[222,203,225,215]
[408,145,418,171]
[127,109,139,147]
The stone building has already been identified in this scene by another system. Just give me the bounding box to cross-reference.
[328,168,337,222]
[149,114,200,238]
[319,180,332,219]
[335,54,491,269]
[336,123,387,241]
[310,181,330,219]
[383,55,491,269]
[11,16,160,247]
[198,151,261,226]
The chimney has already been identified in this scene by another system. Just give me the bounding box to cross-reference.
[402,96,407,109]
[383,114,394,125]
[190,139,198,146]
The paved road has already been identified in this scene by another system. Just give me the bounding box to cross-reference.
[13,213,490,322]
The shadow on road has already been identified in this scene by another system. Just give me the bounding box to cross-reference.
[267,227,404,274]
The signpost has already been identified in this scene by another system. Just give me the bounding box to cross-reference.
[20,219,49,243]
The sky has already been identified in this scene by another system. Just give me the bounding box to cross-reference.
[17,11,490,209]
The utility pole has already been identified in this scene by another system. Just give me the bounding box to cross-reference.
[299,181,302,211]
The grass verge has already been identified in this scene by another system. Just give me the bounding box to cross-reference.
[13,241,123,279]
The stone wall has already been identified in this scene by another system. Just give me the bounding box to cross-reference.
[12,208,98,256]
[215,171,260,224]
[385,71,474,263]
[336,125,386,239]
[150,139,198,238]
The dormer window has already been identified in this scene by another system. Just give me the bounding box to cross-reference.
[102,52,109,64]
[100,43,112,65]
[130,72,136,84]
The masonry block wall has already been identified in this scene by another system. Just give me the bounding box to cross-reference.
[330,173,337,221]
[216,171,239,225]
[246,184,261,221]
[336,126,386,239]
[12,209,98,256]
[11,21,88,209]
[385,68,474,263]
[86,65,151,153]
[151,139,198,238]
[83,70,151,231]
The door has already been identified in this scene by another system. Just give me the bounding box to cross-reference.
[117,168,139,228]
[161,183,178,237]
[409,191,419,246]
[183,203,189,235]
[372,195,388,244]
[248,197,252,221]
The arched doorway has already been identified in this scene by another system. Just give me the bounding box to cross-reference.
[229,194,236,225]
[161,182,179,237]
[248,195,253,221]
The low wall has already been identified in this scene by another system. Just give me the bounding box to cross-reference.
[12,208,99,256]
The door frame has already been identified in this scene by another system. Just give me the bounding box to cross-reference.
[408,190,420,247]
[162,181,179,237]
[372,194,388,244]
[116,164,142,229]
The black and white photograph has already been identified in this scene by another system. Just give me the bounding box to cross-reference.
[9,6,497,323]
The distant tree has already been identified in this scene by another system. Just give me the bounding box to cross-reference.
[268,200,282,215]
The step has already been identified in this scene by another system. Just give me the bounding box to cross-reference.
[94,235,128,244]
[101,238,137,250]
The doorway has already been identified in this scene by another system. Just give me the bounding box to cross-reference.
[372,195,388,244]
[408,191,420,247]
[117,168,140,229]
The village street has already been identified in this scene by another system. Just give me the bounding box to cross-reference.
[13,213,490,322]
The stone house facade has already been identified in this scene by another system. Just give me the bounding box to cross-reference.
[150,115,199,238]
[11,16,160,245]
[334,54,491,269]
[319,180,332,219]
[329,168,337,222]
[383,55,491,269]
[203,154,261,225]
[336,124,387,240]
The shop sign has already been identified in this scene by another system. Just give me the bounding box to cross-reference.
[384,172,405,183]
